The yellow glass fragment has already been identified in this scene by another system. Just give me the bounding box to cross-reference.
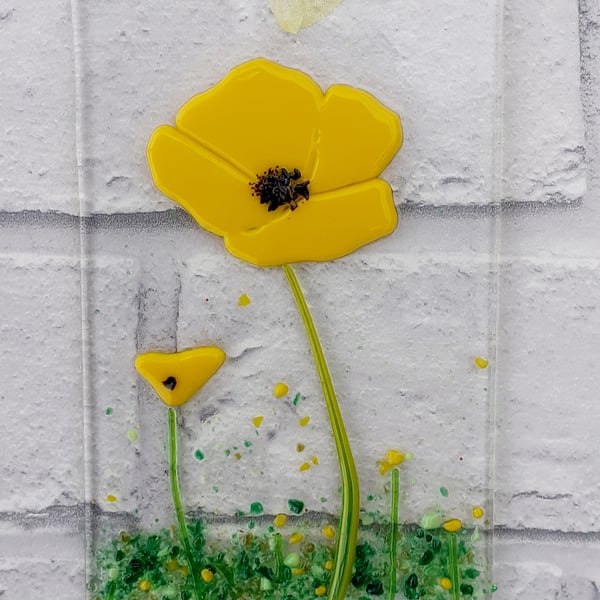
[324,560,334,570]
[310,456,319,465]
[299,462,311,471]
[105,494,117,503]
[442,518,463,533]
[238,293,251,306]
[322,525,335,539]
[138,580,151,591]
[472,506,484,519]
[315,585,327,596]
[147,59,402,268]
[274,382,289,398]
[274,514,287,528]
[252,415,264,428]
[289,533,304,544]
[201,568,214,583]
[475,356,489,369]
[299,416,310,427]
[439,577,452,590]
[135,347,226,408]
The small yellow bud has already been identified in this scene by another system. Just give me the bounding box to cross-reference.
[386,450,405,465]
[442,518,463,532]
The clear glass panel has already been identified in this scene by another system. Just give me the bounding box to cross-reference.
[75,2,502,599]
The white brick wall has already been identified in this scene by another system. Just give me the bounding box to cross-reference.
[0,1,79,213]
[2,0,600,598]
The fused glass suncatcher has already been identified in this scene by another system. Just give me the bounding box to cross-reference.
[75,4,502,599]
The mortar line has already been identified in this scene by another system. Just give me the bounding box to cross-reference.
[0,197,588,235]
[1,506,599,544]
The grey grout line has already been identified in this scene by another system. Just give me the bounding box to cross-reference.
[1,505,599,544]
[0,199,586,234]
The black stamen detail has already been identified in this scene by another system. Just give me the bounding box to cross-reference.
[162,376,177,390]
[250,166,310,212]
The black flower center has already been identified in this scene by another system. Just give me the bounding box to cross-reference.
[162,376,177,390]
[250,166,310,212]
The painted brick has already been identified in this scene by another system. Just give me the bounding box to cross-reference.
[503,0,586,204]
[493,540,600,600]
[0,255,83,512]
[0,527,84,600]
[495,258,600,531]
[177,253,496,522]
[0,0,78,213]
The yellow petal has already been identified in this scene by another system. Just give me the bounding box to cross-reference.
[175,58,323,179]
[135,347,226,408]
[309,85,402,194]
[386,449,405,466]
[378,460,393,476]
[147,126,273,236]
[225,179,397,267]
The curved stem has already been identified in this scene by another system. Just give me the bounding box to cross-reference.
[388,468,399,600]
[283,264,360,600]
[168,407,203,600]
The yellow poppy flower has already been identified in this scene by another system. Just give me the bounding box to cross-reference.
[135,347,225,407]
[147,58,402,267]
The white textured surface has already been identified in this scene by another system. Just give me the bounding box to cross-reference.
[0,0,79,213]
[1,0,600,598]
[496,258,600,531]
[0,255,83,512]
[503,0,586,204]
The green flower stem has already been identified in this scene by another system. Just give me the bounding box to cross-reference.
[448,533,460,600]
[282,264,360,600]
[388,468,399,600]
[168,407,203,600]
